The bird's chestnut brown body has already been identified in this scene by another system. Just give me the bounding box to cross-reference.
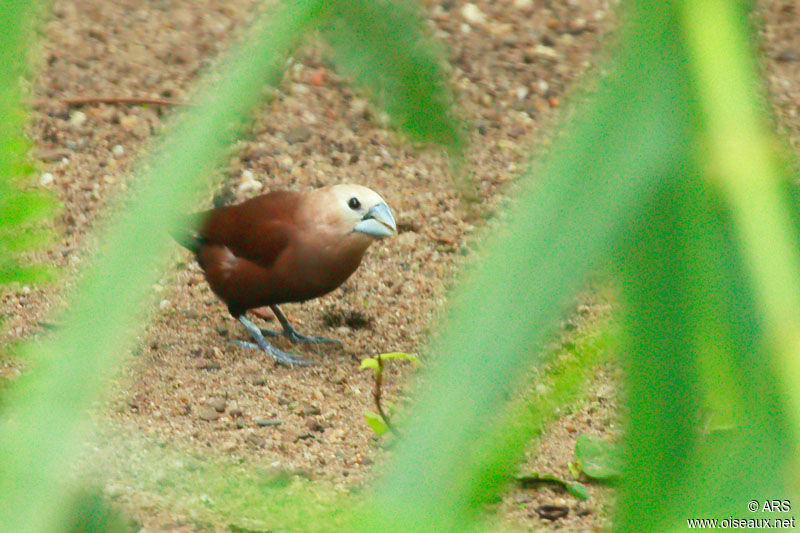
[180,185,395,318]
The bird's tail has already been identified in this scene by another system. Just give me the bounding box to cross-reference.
[169,212,207,253]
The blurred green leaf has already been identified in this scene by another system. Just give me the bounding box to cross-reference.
[0,0,463,530]
[614,159,795,530]
[610,2,799,530]
[0,1,329,530]
[515,472,589,501]
[0,0,57,288]
[680,0,800,431]
[0,261,53,286]
[323,0,463,150]
[365,1,693,529]
[364,412,389,436]
[574,434,621,482]
[0,190,54,227]
[60,486,133,533]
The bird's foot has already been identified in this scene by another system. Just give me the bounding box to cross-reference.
[231,340,310,366]
[287,330,341,344]
[232,340,259,350]
[236,316,311,366]
[260,327,341,345]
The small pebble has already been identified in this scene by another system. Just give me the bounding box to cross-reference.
[306,419,324,432]
[566,18,588,34]
[35,148,69,162]
[535,504,569,521]
[39,173,54,187]
[461,3,486,25]
[120,114,149,138]
[209,398,227,413]
[309,69,326,86]
[69,111,87,127]
[246,434,266,447]
[229,407,243,417]
[536,80,550,95]
[197,406,221,422]
[285,126,312,144]
[350,99,368,115]
[531,44,560,60]
[256,418,282,427]
[237,170,262,194]
[111,144,125,157]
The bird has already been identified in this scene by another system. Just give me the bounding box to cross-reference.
[172,183,397,366]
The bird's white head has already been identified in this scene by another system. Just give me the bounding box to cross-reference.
[317,184,397,240]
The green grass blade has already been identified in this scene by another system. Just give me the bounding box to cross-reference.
[323,0,463,150]
[364,9,693,530]
[0,2,327,531]
[615,178,795,529]
[0,0,464,529]
[0,0,56,287]
[680,0,800,439]
[0,261,52,286]
[611,2,799,529]
[0,1,35,185]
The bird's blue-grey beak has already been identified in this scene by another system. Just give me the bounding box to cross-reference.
[354,202,396,238]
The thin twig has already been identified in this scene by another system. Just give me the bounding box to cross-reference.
[33,96,191,108]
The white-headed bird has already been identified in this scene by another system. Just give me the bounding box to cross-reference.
[173,184,396,365]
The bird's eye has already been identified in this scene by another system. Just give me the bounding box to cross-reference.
[348,197,361,210]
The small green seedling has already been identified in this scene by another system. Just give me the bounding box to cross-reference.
[360,352,419,436]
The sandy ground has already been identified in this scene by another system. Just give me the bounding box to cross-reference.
[2,1,799,531]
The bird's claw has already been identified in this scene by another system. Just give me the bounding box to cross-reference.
[230,340,311,366]
[260,328,341,345]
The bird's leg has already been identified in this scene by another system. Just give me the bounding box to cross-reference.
[258,305,341,344]
[236,315,310,366]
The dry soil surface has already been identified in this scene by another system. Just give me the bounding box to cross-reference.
[2,1,799,531]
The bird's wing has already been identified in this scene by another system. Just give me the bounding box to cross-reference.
[196,191,302,269]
